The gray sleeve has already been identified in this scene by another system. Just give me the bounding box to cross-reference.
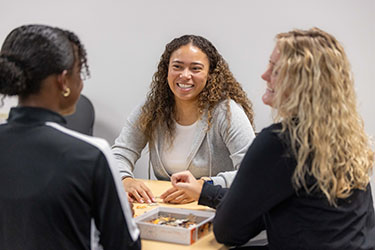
[211,100,256,187]
[211,170,238,188]
[111,106,148,179]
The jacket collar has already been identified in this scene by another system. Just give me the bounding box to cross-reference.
[7,106,66,125]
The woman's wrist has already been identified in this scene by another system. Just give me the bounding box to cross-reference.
[122,176,134,183]
[200,177,213,185]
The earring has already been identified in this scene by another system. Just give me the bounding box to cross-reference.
[62,88,71,97]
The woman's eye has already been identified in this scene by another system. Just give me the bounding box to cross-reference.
[271,65,279,77]
[192,67,202,71]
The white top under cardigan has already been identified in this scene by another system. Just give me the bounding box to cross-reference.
[112,99,256,188]
[162,120,198,174]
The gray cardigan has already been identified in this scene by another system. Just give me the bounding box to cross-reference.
[112,99,255,187]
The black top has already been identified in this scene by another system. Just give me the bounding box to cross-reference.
[199,123,375,250]
[0,107,141,250]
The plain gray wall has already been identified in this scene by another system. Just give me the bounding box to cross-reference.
[1,0,374,188]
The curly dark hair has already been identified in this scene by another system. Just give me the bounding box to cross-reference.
[138,35,254,142]
[62,29,90,80]
[0,24,89,100]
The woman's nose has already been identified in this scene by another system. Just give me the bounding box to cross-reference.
[261,67,271,81]
[181,68,192,78]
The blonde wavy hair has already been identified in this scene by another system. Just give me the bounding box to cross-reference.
[272,28,374,205]
[138,35,254,142]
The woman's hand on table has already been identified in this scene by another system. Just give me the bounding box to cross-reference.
[160,186,196,204]
[167,171,205,202]
[122,177,156,204]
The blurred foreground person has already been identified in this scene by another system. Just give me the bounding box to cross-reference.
[0,24,140,250]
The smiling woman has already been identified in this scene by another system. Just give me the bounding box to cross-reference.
[112,34,256,205]
[167,44,209,109]
[261,46,280,107]
[170,28,375,250]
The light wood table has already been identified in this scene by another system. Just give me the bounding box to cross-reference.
[133,179,228,250]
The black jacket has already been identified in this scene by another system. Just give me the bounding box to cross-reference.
[0,107,141,250]
[199,123,375,250]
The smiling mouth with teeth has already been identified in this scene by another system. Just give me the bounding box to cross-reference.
[177,83,194,89]
[267,87,275,93]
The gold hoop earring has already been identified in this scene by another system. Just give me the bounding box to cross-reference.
[62,88,71,97]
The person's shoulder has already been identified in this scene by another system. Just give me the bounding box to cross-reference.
[45,122,110,155]
[128,103,143,120]
[214,99,240,110]
[256,123,283,141]
[211,99,251,130]
[263,122,282,132]
[213,99,246,117]
[254,123,291,151]
[122,103,146,129]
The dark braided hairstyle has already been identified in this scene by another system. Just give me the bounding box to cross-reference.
[0,24,89,100]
